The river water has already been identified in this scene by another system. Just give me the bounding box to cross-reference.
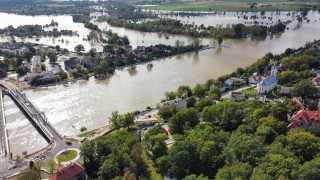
[1,10,320,154]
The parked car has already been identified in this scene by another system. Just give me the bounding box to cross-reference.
[80,137,87,142]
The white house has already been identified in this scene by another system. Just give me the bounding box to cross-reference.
[210,82,227,92]
[225,77,244,86]
[257,63,278,94]
[160,98,187,111]
[280,86,293,95]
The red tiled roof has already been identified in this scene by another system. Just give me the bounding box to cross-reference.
[49,162,85,180]
[313,75,320,84]
[291,109,320,126]
[287,122,299,129]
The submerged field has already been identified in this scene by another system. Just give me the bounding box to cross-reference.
[147,0,320,11]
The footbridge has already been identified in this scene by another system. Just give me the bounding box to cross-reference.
[6,88,63,144]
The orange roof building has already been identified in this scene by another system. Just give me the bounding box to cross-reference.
[288,109,320,129]
[49,162,86,180]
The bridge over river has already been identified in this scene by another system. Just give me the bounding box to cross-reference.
[0,81,72,177]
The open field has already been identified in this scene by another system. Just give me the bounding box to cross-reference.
[147,0,320,11]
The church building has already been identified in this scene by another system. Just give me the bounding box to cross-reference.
[257,63,278,94]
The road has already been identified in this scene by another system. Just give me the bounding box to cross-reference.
[0,81,82,178]
[221,85,254,98]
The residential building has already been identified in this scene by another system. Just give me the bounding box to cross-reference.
[26,71,55,84]
[160,98,187,111]
[257,63,278,93]
[280,86,293,95]
[124,45,133,53]
[49,162,86,180]
[225,77,244,86]
[248,72,261,84]
[231,92,247,102]
[136,117,158,126]
[31,56,42,73]
[311,41,320,50]
[65,57,81,71]
[253,94,266,102]
[210,82,227,92]
[312,75,320,86]
[82,57,98,68]
[287,109,320,129]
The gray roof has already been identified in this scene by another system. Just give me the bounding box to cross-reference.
[259,76,277,86]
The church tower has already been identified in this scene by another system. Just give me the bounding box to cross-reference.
[270,62,278,77]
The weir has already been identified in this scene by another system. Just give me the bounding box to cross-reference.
[6,88,63,143]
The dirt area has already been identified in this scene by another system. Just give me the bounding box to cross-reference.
[6,78,29,89]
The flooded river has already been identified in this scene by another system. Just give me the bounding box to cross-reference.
[1,10,320,153]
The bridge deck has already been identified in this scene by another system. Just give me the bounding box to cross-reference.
[7,89,63,144]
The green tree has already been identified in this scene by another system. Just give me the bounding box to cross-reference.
[46,158,57,174]
[166,141,199,179]
[158,106,173,120]
[193,83,206,97]
[183,174,209,180]
[109,111,123,130]
[89,48,97,57]
[223,133,266,166]
[292,157,320,180]
[176,85,193,98]
[122,112,135,129]
[169,108,199,134]
[293,79,319,100]
[149,133,168,159]
[18,168,38,180]
[98,158,121,180]
[74,44,85,53]
[215,162,253,180]
[215,34,223,46]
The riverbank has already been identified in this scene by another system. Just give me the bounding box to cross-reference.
[19,46,214,91]
[147,1,320,12]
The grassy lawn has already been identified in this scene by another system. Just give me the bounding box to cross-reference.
[77,129,95,138]
[240,88,258,97]
[147,1,320,11]
[221,98,231,102]
[59,150,78,162]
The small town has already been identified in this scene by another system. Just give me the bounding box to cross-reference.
[0,0,320,180]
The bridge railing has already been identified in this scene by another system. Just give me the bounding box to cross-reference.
[7,88,63,142]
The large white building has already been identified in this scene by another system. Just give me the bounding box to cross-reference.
[160,98,187,111]
[257,63,278,93]
[31,56,42,73]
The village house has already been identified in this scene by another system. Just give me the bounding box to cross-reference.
[257,63,278,93]
[210,82,227,92]
[225,77,244,86]
[248,72,261,84]
[254,94,267,102]
[287,109,320,129]
[124,45,133,54]
[49,162,86,180]
[26,71,55,84]
[280,86,293,95]
[231,92,247,102]
[311,41,320,50]
[64,57,80,71]
[136,116,158,126]
[31,56,42,73]
[82,57,98,68]
[312,75,320,86]
[160,98,187,111]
